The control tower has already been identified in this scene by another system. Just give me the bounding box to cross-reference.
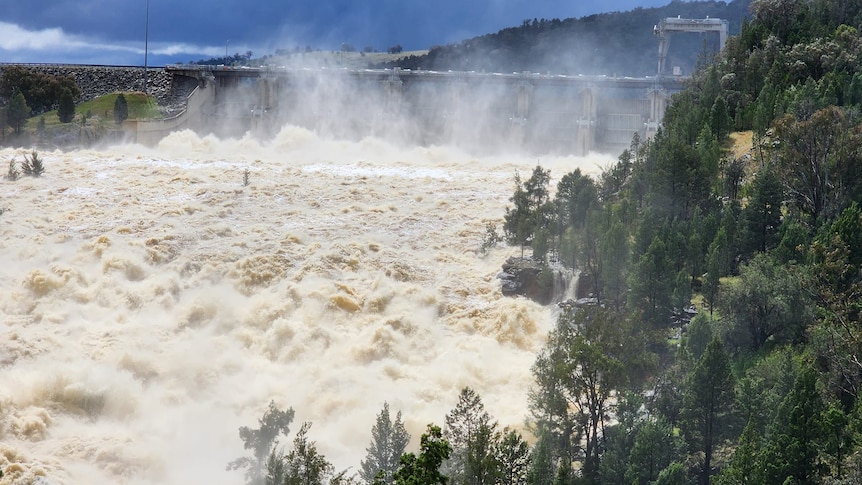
[654,17,728,76]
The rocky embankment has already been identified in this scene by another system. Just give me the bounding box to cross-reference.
[498,257,578,305]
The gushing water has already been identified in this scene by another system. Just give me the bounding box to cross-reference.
[0,128,609,484]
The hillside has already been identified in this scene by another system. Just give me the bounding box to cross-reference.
[383,0,752,76]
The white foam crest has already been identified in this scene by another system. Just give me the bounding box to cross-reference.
[0,135,608,484]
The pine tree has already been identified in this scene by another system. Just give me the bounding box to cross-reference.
[283,423,335,485]
[6,90,30,134]
[444,387,497,485]
[503,166,553,260]
[361,403,411,485]
[716,419,762,485]
[702,244,721,314]
[114,93,129,124]
[760,367,824,484]
[626,418,683,485]
[740,167,783,257]
[681,339,735,485]
[58,89,75,123]
[6,159,20,181]
[653,463,688,485]
[628,235,674,328]
[526,433,554,485]
[22,150,45,177]
[495,429,530,485]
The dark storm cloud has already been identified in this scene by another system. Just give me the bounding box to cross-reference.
[0,0,670,64]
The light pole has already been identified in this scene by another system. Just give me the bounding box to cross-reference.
[225,40,230,62]
[143,0,149,94]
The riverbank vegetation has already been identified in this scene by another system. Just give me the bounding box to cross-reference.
[232,0,862,484]
[0,89,159,147]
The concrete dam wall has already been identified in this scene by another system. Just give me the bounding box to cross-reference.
[164,65,684,155]
[0,64,683,155]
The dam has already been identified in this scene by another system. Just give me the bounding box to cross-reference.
[5,17,723,155]
[136,16,728,155]
[130,65,685,155]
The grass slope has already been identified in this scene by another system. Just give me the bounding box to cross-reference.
[28,92,160,129]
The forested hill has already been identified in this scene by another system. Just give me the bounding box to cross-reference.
[228,1,862,485]
[384,0,752,76]
[492,0,862,482]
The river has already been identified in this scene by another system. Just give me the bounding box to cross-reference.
[0,127,609,484]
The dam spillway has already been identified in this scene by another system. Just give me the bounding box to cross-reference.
[142,65,685,155]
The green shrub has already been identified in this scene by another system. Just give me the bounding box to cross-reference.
[22,151,45,177]
[480,222,500,254]
[6,159,20,181]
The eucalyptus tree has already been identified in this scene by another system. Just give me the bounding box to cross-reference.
[530,305,647,482]
[228,401,296,485]
[394,425,451,485]
[720,253,809,352]
[773,106,860,226]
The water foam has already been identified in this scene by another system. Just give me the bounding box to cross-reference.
[0,129,610,484]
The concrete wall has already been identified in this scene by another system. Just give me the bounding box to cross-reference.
[0,64,677,154]
[124,81,215,145]
[239,69,679,155]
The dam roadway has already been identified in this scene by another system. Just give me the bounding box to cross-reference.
[129,65,686,155]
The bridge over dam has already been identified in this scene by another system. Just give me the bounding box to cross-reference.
[132,65,686,156]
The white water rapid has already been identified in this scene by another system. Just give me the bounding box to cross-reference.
[0,127,608,484]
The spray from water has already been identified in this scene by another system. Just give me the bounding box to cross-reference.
[0,127,611,484]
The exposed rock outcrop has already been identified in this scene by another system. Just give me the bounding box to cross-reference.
[498,257,573,305]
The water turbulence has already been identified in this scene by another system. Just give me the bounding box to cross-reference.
[0,127,608,484]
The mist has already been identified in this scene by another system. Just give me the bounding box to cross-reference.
[0,125,612,484]
[179,59,659,159]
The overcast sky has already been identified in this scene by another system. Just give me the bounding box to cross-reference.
[0,0,674,65]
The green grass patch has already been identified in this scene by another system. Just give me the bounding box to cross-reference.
[719,275,739,288]
[27,92,160,130]
[691,292,705,311]
[80,92,160,120]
